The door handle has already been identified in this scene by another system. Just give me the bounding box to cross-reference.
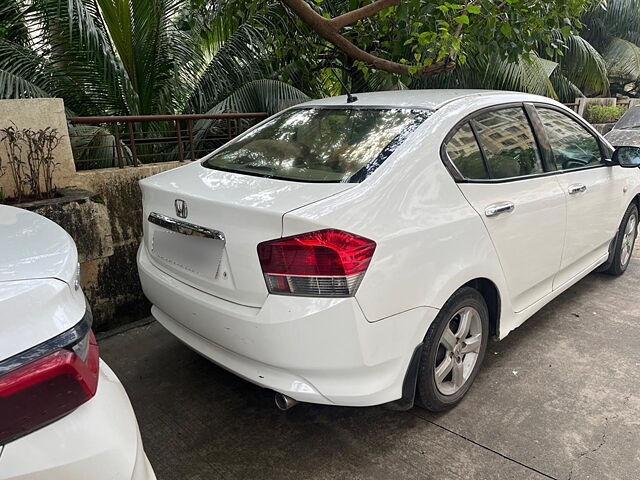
[485,201,515,217]
[568,183,587,195]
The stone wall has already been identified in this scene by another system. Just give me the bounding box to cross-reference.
[17,163,183,332]
[70,162,184,331]
[1,97,185,332]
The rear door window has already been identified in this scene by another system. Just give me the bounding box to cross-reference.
[202,108,429,183]
[472,108,544,179]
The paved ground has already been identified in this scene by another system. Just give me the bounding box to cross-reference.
[100,256,640,480]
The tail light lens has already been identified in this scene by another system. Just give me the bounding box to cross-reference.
[0,314,99,445]
[257,229,376,297]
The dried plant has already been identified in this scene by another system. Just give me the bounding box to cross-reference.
[0,124,62,203]
[0,125,26,203]
[0,130,6,201]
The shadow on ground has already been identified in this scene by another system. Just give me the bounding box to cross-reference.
[100,261,640,480]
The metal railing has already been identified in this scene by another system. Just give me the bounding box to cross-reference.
[67,113,268,170]
[563,102,579,112]
[564,98,639,114]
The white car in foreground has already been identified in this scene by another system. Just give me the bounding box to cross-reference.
[0,206,155,480]
[137,90,640,411]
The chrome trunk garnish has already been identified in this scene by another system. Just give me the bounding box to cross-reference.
[148,212,226,242]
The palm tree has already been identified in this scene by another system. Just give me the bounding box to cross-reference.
[581,0,640,97]
[416,1,640,101]
[0,0,308,117]
[414,34,609,102]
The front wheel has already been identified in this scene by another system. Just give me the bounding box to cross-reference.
[416,287,489,412]
[605,203,638,276]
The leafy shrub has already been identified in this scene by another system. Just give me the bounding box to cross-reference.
[585,105,627,124]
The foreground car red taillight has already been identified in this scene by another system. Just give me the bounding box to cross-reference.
[0,316,99,445]
[257,229,376,297]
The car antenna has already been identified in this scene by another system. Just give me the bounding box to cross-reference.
[330,67,358,103]
[285,11,358,103]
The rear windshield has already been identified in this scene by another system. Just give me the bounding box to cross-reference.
[201,107,430,183]
[615,106,640,130]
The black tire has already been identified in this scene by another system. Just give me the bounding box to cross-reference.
[416,287,489,412]
[605,203,638,276]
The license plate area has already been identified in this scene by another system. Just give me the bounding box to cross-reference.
[152,230,225,277]
[149,213,226,278]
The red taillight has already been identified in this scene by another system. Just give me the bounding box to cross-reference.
[0,330,99,444]
[257,229,376,296]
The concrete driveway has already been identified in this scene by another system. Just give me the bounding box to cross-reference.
[100,258,640,480]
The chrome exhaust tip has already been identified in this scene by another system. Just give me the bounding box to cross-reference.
[274,392,298,411]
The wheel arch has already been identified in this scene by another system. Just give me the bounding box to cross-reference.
[462,277,501,338]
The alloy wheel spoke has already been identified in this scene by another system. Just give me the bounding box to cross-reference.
[622,243,630,265]
[456,310,472,339]
[440,328,457,351]
[461,334,481,354]
[626,217,636,236]
[435,355,454,384]
[452,361,464,388]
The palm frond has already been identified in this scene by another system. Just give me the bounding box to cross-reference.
[183,20,273,114]
[216,79,310,114]
[602,37,640,84]
[549,70,585,102]
[0,68,52,100]
[554,34,609,96]
[582,0,640,47]
[0,0,30,46]
[417,52,558,98]
[68,123,133,169]
[191,79,309,151]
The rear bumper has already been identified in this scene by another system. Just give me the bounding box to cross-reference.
[138,243,438,407]
[0,361,155,480]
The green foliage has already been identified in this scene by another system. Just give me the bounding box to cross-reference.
[68,124,133,170]
[581,0,640,97]
[191,79,311,152]
[585,105,627,124]
[271,0,607,101]
[0,0,308,117]
[2,0,638,125]
[280,0,596,78]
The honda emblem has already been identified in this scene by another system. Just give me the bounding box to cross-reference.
[175,199,188,219]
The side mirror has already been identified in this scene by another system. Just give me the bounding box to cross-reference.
[612,146,640,168]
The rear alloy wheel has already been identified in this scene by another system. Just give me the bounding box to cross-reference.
[416,287,489,411]
[606,203,638,276]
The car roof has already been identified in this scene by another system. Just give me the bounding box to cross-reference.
[298,89,545,110]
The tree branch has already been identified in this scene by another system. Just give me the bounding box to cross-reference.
[331,0,401,30]
[279,0,456,77]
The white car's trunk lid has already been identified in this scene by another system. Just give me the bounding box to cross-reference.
[140,163,354,307]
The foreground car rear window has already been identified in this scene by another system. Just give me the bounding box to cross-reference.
[202,108,430,183]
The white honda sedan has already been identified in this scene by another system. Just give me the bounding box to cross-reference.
[137,90,640,411]
[0,206,155,480]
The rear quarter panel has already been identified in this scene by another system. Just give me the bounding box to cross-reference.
[282,103,512,326]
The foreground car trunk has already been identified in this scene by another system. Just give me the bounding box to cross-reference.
[139,163,354,307]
